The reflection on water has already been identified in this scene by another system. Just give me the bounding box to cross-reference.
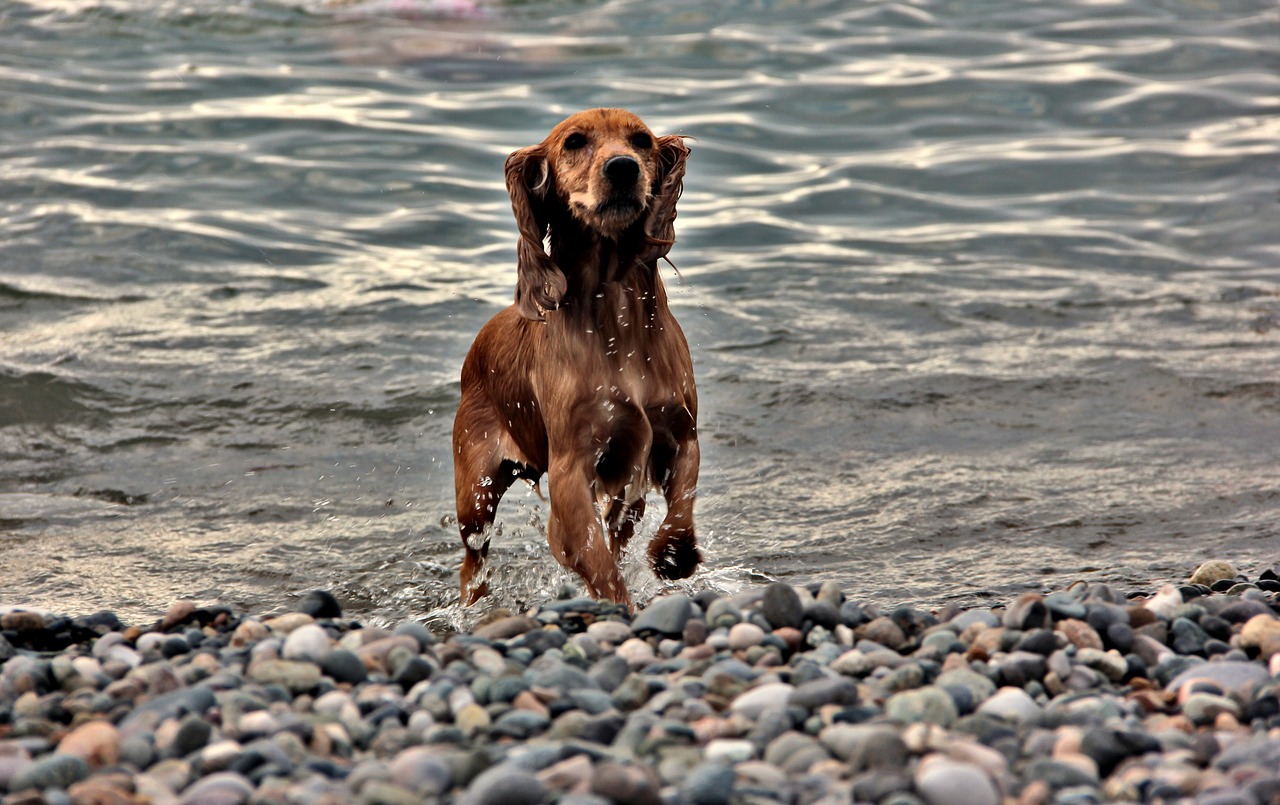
[1,0,1277,625]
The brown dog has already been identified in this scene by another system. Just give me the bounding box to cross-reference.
[452,108,701,608]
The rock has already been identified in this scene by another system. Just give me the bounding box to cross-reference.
[977,686,1042,725]
[464,763,549,805]
[789,676,859,710]
[590,761,661,805]
[729,682,795,719]
[248,659,321,693]
[57,720,120,768]
[914,755,999,805]
[1165,660,1272,702]
[1004,593,1052,631]
[1239,614,1280,659]
[704,739,755,764]
[1057,619,1104,650]
[473,615,540,641]
[727,622,765,650]
[8,753,91,792]
[586,620,633,645]
[281,623,332,664]
[1182,692,1240,726]
[705,599,742,629]
[631,595,693,637]
[860,616,907,649]
[172,713,214,756]
[177,770,254,805]
[320,648,368,684]
[935,668,996,705]
[1190,561,1237,587]
[885,686,958,728]
[298,589,343,619]
[389,746,453,796]
[760,583,804,630]
[680,762,735,805]
[820,724,910,770]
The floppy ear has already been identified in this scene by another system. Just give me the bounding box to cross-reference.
[639,134,690,266]
[505,145,567,322]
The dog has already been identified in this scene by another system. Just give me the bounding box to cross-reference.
[452,108,701,608]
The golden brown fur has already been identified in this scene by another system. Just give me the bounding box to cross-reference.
[452,108,700,608]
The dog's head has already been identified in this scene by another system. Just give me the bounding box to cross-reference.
[505,108,689,321]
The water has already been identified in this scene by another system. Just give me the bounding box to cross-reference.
[2,0,1278,626]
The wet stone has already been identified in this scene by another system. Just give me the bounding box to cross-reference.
[630,595,693,637]
[759,583,804,630]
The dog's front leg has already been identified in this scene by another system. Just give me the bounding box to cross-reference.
[546,454,633,607]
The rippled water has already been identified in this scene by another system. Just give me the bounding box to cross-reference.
[2,0,1278,625]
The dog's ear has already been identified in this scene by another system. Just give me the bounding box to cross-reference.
[639,135,690,265]
[505,145,566,322]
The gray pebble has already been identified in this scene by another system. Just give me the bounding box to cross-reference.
[760,583,804,630]
[630,594,694,636]
[8,753,90,792]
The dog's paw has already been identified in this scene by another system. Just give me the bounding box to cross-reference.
[650,535,701,580]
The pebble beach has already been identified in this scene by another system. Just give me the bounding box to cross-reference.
[3,561,1280,805]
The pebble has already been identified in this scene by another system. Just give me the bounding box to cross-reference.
[914,755,1000,805]
[3,564,1279,805]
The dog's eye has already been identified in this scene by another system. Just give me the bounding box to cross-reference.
[629,132,653,150]
[564,132,588,151]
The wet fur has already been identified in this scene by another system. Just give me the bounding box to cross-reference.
[452,108,700,608]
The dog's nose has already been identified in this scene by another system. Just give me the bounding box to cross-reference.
[603,155,640,186]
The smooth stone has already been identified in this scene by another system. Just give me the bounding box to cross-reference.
[760,583,804,630]
[950,610,1000,631]
[173,713,214,756]
[298,590,342,619]
[248,659,321,693]
[388,746,453,796]
[177,771,254,805]
[977,687,1042,725]
[935,668,996,705]
[704,739,756,764]
[705,599,742,629]
[320,648,367,684]
[587,655,630,693]
[281,624,332,665]
[57,720,120,768]
[1182,692,1240,726]
[1189,561,1237,587]
[1079,729,1161,777]
[491,709,550,739]
[729,682,795,719]
[914,755,999,805]
[1165,660,1271,702]
[630,595,693,637]
[586,620,633,645]
[679,762,735,805]
[1044,592,1088,621]
[616,638,657,668]
[789,676,859,710]
[590,761,661,805]
[819,724,909,770]
[885,686,958,728]
[462,763,548,805]
[727,622,766,651]
[1004,593,1052,631]
[8,754,91,792]
[860,617,906,650]
[472,615,540,641]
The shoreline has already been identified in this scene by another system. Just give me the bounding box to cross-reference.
[2,562,1279,804]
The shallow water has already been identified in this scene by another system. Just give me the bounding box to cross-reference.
[2,0,1278,626]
